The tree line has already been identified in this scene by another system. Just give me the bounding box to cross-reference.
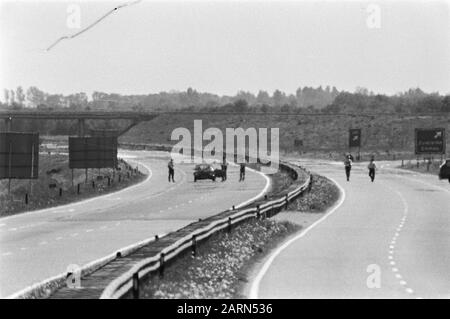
[2,86,448,114]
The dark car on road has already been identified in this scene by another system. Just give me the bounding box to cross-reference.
[194,164,216,182]
[438,159,450,183]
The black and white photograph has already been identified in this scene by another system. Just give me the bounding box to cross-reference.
[0,0,449,303]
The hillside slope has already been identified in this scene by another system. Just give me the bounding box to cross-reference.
[120,113,450,159]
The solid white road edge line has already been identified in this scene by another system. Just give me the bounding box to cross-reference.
[5,156,270,298]
[248,176,346,299]
[0,157,153,223]
[235,166,271,209]
[6,232,168,299]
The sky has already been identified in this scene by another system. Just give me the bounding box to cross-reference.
[0,0,449,100]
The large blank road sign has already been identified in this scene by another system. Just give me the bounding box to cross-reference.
[349,129,361,148]
[69,137,118,169]
[415,128,446,155]
[0,132,39,179]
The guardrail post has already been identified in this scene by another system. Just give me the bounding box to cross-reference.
[227,217,232,233]
[25,193,28,205]
[401,159,404,167]
[256,205,260,219]
[77,183,80,194]
[192,235,197,257]
[132,272,139,299]
[285,194,289,209]
[159,253,165,278]
[59,188,63,197]
[92,181,95,189]
[308,174,313,192]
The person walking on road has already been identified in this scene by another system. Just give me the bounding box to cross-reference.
[368,158,376,182]
[168,158,175,182]
[239,162,246,182]
[344,155,352,181]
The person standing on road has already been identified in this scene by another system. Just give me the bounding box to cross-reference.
[344,155,352,182]
[368,158,376,182]
[239,162,246,182]
[221,160,228,181]
[168,158,175,182]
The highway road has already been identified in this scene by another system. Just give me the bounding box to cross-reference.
[0,150,269,298]
[251,159,450,299]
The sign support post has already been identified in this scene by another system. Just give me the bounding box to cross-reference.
[29,143,34,197]
[8,142,12,196]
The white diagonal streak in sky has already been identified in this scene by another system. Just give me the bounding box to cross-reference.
[46,0,143,51]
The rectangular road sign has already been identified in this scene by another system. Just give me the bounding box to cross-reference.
[349,129,361,148]
[415,128,446,155]
[0,132,39,179]
[69,136,118,169]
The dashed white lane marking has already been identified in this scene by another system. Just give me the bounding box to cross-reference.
[85,229,93,233]
[2,252,12,256]
[249,177,346,299]
[56,237,63,241]
[70,233,79,237]
[39,241,48,245]
[20,247,27,251]
[100,226,107,230]
[0,223,6,227]
[387,188,422,299]
[188,200,192,203]
[7,228,17,231]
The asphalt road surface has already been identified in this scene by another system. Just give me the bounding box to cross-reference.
[0,150,269,297]
[253,159,450,299]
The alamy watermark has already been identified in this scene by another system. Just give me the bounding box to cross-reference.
[366,4,381,29]
[170,120,280,170]
[66,264,81,289]
[66,4,81,29]
[366,264,381,289]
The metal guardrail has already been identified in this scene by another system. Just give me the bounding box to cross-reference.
[100,160,312,299]
[9,143,311,299]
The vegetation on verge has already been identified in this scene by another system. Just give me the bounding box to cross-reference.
[136,173,340,299]
[288,174,340,213]
[138,219,300,299]
[0,154,146,217]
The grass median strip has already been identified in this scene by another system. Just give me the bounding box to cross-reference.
[135,173,339,299]
[138,219,300,299]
